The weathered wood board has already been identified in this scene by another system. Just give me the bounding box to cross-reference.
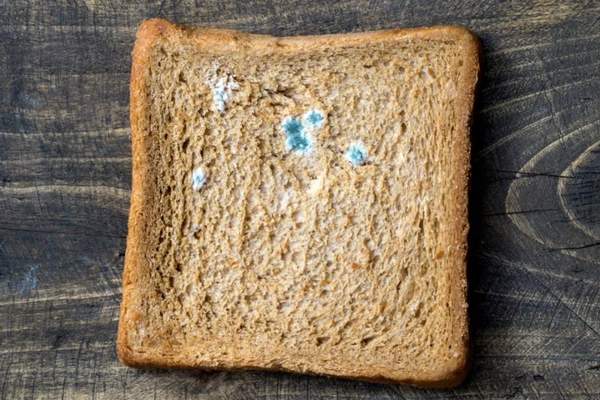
[1,1,600,399]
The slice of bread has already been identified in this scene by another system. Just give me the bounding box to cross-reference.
[117,18,479,388]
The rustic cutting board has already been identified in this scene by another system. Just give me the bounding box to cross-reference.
[1,1,600,399]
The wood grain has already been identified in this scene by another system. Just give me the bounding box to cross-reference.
[1,0,600,398]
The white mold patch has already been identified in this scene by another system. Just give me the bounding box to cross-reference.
[207,66,239,113]
[192,167,207,191]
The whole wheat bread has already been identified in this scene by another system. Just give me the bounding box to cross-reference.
[117,18,479,388]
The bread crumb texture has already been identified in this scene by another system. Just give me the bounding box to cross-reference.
[120,20,477,387]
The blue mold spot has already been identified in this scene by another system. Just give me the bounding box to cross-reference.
[192,167,207,191]
[345,142,368,166]
[303,109,325,130]
[286,132,312,153]
[282,117,304,137]
[282,116,313,154]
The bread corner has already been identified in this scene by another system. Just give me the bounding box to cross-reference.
[429,349,470,388]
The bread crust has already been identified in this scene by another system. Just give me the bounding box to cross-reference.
[117,18,480,388]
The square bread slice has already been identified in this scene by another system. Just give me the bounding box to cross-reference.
[118,18,479,388]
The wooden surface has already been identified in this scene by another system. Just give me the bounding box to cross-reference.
[1,1,600,398]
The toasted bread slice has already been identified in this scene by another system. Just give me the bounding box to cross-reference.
[118,18,479,388]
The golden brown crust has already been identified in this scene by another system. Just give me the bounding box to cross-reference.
[117,18,480,388]
[431,27,480,388]
[117,18,174,366]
